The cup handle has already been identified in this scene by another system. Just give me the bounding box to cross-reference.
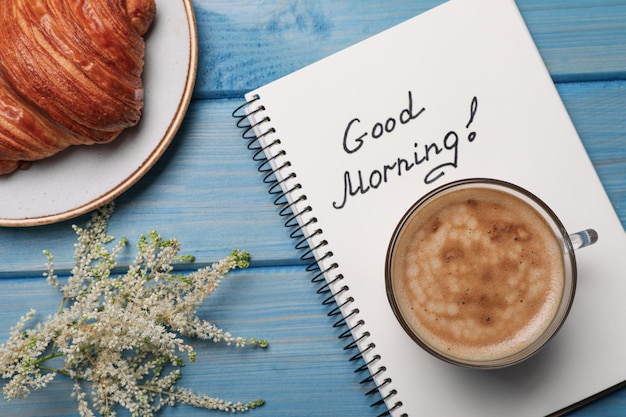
[569,229,598,250]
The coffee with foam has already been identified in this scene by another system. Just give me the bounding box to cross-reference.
[388,185,566,365]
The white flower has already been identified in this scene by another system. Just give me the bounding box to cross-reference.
[0,202,266,416]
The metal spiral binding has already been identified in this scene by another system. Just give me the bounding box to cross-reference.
[233,96,406,417]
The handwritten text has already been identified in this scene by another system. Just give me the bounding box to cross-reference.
[332,95,479,210]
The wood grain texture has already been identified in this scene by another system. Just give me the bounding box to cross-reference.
[191,0,626,98]
[0,82,623,277]
[0,266,386,417]
[0,0,625,416]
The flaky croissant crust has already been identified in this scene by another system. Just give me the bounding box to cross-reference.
[0,0,156,175]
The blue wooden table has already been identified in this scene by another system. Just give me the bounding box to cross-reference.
[1,1,625,416]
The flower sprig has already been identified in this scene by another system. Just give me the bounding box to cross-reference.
[0,203,266,416]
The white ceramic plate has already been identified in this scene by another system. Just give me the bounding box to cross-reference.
[0,0,198,226]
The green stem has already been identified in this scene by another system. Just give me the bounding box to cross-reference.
[56,296,69,315]
[33,350,76,377]
[38,364,72,377]
[34,350,64,366]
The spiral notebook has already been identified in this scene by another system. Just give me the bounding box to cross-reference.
[233,0,626,415]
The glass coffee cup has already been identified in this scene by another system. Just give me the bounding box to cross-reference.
[385,178,597,369]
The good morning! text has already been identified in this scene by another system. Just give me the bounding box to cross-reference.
[332,93,478,210]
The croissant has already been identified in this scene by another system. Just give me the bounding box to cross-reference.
[0,0,156,175]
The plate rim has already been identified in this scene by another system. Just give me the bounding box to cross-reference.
[1,0,199,227]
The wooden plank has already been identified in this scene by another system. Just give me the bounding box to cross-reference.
[0,2,625,416]
[559,80,626,221]
[191,0,626,97]
[0,99,301,278]
[0,79,624,278]
[519,0,626,81]
[567,82,626,155]
[0,266,385,417]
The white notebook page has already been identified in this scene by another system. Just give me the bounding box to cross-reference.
[244,0,626,415]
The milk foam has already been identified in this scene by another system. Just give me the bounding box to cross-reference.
[391,187,565,363]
